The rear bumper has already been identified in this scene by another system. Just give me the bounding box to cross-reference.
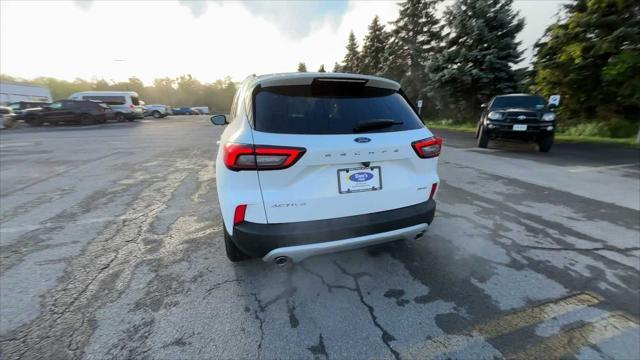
[232,199,436,261]
[126,112,145,119]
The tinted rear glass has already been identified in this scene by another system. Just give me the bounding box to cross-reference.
[491,96,546,109]
[131,96,140,105]
[253,85,424,134]
[83,96,126,105]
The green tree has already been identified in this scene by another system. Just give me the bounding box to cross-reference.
[297,62,307,72]
[532,0,640,123]
[332,62,342,73]
[428,0,524,119]
[318,64,326,72]
[341,31,361,73]
[384,0,443,102]
[360,16,390,76]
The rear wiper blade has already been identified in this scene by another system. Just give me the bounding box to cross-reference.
[353,119,403,133]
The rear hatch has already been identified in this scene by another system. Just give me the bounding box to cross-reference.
[249,79,439,224]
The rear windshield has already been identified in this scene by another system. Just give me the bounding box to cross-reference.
[491,96,546,109]
[84,95,126,105]
[131,96,140,105]
[253,85,424,134]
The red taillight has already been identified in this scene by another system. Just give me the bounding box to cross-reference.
[129,104,135,110]
[97,108,104,113]
[234,205,247,225]
[429,183,438,199]
[223,143,306,171]
[412,137,442,158]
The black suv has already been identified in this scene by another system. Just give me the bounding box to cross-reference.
[476,94,557,152]
[24,100,112,126]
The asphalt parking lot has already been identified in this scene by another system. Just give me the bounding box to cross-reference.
[1,116,639,359]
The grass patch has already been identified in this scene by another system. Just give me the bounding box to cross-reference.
[555,134,639,147]
[424,118,639,147]
[425,119,476,132]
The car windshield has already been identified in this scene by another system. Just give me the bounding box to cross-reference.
[491,96,546,109]
[253,84,424,134]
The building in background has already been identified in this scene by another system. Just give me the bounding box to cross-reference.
[0,81,53,105]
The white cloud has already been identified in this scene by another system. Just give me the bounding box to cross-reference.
[0,0,567,84]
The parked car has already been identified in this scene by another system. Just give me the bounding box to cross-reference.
[144,104,172,118]
[0,106,17,129]
[210,72,441,263]
[24,100,112,126]
[172,107,196,115]
[69,91,144,121]
[476,94,557,152]
[191,106,210,114]
[8,101,50,118]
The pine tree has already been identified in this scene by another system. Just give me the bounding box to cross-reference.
[384,0,443,101]
[318,64,326,73]
[332,62,342,73]
[297,62,307,72]
[532,0,640,123]
[341,31,361,73]
[428,0,524,119]
[360,16,390,76]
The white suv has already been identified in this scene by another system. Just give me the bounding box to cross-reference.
[211,73,441,264]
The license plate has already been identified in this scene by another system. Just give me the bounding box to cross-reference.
[513,124,528,131]
[338,166,382,194]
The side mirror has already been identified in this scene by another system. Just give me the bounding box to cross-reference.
[548,103,558,111]
[210,114,227,125]
[480,103,488,108]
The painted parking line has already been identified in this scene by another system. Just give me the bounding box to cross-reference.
[0,142,34,148]
[424,293,601,358]
[568,163,640,173]
[507,313,639,360]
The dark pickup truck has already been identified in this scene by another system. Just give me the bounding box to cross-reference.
[476,94,557,152]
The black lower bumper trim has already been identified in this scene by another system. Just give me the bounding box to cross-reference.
[232,199,436,257]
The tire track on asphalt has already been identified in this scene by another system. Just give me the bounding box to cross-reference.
[0,152,129,197]
[0,152,207,360]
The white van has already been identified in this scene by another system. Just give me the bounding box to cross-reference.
[69,91,144,121]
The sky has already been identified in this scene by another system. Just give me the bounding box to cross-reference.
[0,0,569,85]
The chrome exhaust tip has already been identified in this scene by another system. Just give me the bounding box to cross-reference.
[273,256,289,267]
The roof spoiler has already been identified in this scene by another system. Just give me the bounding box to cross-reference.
[259,74,400,91]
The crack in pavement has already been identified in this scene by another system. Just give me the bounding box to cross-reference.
[301,261,403,359]
[517,245,640,253]
[202,279,243,300]
[307,333,329,359]
[249,287,297,359]
[333,261,400,360]
[250,293,266,359]
[300,263,356,292]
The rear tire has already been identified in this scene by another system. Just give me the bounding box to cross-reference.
[537,133,554,152]
[224,226,251,262]
[152,110,162,119]
[115,113,125,122]
[477,125,490,148]
[26,115,42,126]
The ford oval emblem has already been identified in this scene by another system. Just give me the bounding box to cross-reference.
[349,172,374,182]
[354,137,371,143]
[517,115,526,120]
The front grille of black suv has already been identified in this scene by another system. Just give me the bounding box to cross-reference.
[503,112,538,122]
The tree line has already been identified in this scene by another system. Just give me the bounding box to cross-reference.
[302,0,639,132]
[0,74,237,114]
